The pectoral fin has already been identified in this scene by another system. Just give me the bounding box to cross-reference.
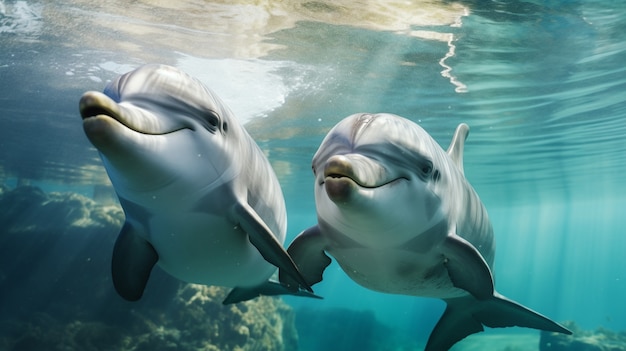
[279,226,332,290]
[442,234,494,300]
[233,202,313,292]
[111,222,158,301]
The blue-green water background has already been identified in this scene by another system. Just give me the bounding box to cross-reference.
[1,0,625,349]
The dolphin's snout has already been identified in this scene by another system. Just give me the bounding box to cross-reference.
[323,155,358,204]
[324,155,356,180]
[79,91,130,150]
[320,154,406,205]
[79,91,120,120]
[80,91,189,136]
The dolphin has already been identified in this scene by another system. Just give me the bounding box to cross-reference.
[79,64,314,304]
[280,113,572,350]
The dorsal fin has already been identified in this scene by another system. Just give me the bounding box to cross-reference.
[446,123,469,175]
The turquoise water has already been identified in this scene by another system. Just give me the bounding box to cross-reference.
[1,0,625,350]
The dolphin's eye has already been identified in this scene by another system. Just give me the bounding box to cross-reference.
[207,115,218,127]
[203,112,220,132]
[421,164,432,175]
[223,121,228,133]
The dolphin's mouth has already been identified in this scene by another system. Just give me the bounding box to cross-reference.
[79,91,187,135]
[79,93,117,120]
[322,155,405,189]
[323,167,365,187]
[322,172,404,189]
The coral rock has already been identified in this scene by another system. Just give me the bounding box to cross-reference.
[540,321,626,351]
[0,185,298,351]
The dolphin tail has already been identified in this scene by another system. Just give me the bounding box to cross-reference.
[425,293,572,351]
[222,280,323,305]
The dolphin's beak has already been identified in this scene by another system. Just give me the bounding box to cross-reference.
[80,91,188,138]
[79,91,123,122]
[323,155,359,203]
[80,91,136,153]
[79,91,188,169]
[323,154,392,187]
[322,154,406,204]
[324,155,358,182]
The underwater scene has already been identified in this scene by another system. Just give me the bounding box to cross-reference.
[1,0,625,350]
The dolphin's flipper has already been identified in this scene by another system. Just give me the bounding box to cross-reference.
[279,226,332,290]
[426,294,572,351]
[442,234,494,300]
[111,222,158,301]
[233,202,313,292]
[222,280,323,305]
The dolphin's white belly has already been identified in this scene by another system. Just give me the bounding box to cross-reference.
[329,247,467,299]
[148,213,276,288]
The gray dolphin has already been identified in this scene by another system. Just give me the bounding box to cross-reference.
[79,64,314,304]
[280,113,571,350]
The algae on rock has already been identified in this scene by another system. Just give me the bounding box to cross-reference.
[0,185,298,351]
